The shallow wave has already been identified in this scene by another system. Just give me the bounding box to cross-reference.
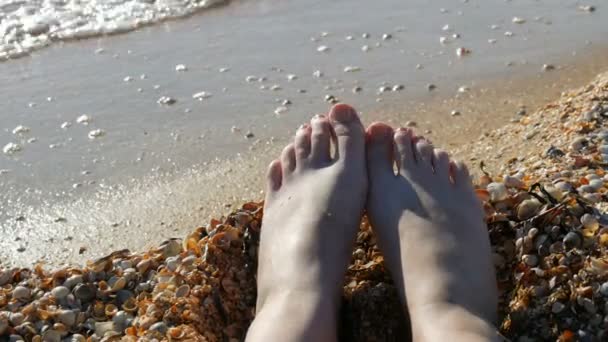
[0,0,228,60]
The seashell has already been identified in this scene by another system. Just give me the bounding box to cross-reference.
[487,182,508,202]
[160,239,182,258]
[175,285,190,298]
[563,232,582,249]
[12,286,30,301]
[94,321,114,337]
[600,282,608,297]
[56,310,76,327]
[0,270,11,286]
[42,329,61,342]
[122,298,137,313]
[70,334,86,342]
[63,275,83,289]
[105,304,118,317]
[165,257,180,272]
[503,175,524,188]
[112,310,129,327]
[108,277,126,292]
[149,321,168,334]
[0,317,7,335]
[73,284,96,302]
[169,326,186,339]
[9,312,24,326]
[580,214,599,231]
[544,184,564,201]
[522,254,538,267]
[52,322,67,333]
[590,258,608,276]
[136,259,151,273]
[517,199,542,220]
[51,286,70,300]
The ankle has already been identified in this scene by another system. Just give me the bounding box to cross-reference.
[411,303,499,342]
[247,290,338,342]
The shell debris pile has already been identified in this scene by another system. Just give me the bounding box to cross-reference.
[2,74,608,341]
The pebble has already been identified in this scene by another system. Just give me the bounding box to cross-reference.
[2,143,22,155]
[313,70,323,78]
[598,145,608,154]
[149,322,168,334]
[286,74,297,81]
[175,64,187,72]
[362,33,370,38]
[76,114,91,125]
[392,84,404,91]
[245,132,255,139]
[579,5,595,12]
[317,45,330,53]
[219,67,230,73]
[504,31,514,37]
[458,86,470,93]
[361,45,371,52]
[488,39,497,44]
[503,175,524,188]
[427,84,437,91]
[382,33,392,40]
[589,178,603,190]
[57,309,76,326]
[192,91,212,100]
[274,106,288,115]
[580,214,599,231]
[451,110,461,116]
[61,121,72,129]
[512,17,526,24]
[352,86,363,93]
[11,125,29,135]
[123,76,133,82]
[245,76,258,82]
[343,66,361,72]
[517,199,542,220]
[157,96,177,105]
[378,86,391,93]
[88,129,105,139]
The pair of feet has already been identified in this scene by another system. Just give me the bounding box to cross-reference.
[246,104,498,342]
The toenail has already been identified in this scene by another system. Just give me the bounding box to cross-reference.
[330,104,355,123]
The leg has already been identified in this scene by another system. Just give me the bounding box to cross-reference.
[365,123,499,342]
[246,104,367,342]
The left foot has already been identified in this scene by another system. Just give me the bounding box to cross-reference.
[246,104,367,342]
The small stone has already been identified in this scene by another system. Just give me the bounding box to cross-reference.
[123,76,133,82]
[427,84,437,91]
[488,38,497,44]
[382,33,393,40]
[458,86,470,93]
[274,106,288,115]
[175,64,187,72]
[245,132,255,139]
[504,31,514,37]
[219,67,230,73]
[57,310,76,326]
[598,145,608,154]
[600,282,608,297]
[589,178,604,190]
[286,74,297,81]
[450,110,461,116]
[362,33,370,38]
[149,322,168,334]
[405,121,417,127]
[361,45,371,52]
[517,199,542,220]
[512,17,526,24]
[378,86,392,93]
[61,121,72,129]
[392,84,404,91]
[245,76,258,82]
[352,86,363,93]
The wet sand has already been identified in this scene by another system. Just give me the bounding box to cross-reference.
[1,0,608,267]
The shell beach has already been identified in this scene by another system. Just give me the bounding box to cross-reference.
[2,72,608,341]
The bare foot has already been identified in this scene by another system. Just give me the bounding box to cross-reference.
[365,123,498,342]
[246,104,367,342]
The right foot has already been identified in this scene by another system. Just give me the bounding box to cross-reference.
[365,123,498,341]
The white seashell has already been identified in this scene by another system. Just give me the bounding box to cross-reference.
[2,143,22,155]
[343,66,361,72]
[175,64,187,72]
[192,91,212,100]
[487,182,508,202]
[76,114,91,125]
[512,17,526,24]
[317,45,330,52]
[88,129,105,139]
[12,125,30,134]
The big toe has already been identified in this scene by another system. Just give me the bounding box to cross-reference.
[328,103,365,165]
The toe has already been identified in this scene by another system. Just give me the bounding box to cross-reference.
[366,123,395,178]
[328,103,366,164]
[394,128,415,173]
[309,114,332,164]
[265,160,282,197]
[280,144,296,176]
[450,160,471,186]
[433,149,450,180]
[294,124,312,164]
[415,138,434,167]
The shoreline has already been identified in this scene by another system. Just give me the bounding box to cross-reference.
[1,69,608,340]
